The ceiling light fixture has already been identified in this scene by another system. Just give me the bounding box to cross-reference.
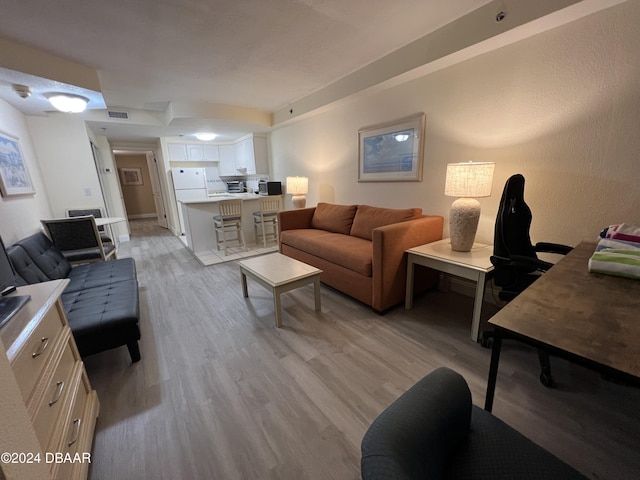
[46,93,89,113]
[195,132,216,141]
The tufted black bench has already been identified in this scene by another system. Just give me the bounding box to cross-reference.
[8,232,141,362]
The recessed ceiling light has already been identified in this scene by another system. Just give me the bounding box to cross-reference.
[195,132,216,141]
[46,93,89,113]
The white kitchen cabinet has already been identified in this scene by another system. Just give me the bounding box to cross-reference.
[168,143,220,162]
[219,144,236,176]
[222,135,268,176]
[203,145,220,161]
[168,143,188,161]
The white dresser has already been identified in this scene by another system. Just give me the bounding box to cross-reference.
[0,280,99,480]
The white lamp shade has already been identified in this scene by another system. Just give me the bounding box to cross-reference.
[286,176,308,195]
[444,162,495,198]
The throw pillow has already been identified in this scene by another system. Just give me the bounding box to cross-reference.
[311,203,358,235]
[350,205,422,240]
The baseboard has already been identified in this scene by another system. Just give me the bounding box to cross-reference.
[444,274,500,306]
[127,213,157,220]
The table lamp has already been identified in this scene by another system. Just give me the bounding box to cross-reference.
[286,176,308,208]
[444,162,495,252]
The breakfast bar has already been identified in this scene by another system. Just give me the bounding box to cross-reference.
[178,193,261,253]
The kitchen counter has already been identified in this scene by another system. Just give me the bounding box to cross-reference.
[178,192,261,204]
[178,193,262,253]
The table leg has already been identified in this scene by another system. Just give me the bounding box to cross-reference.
[471,272,487,342]
[405,256,415,309]
[273,287,283,328]
[484,330,502,412]
[241,271,248,298]
[313,276,321,312]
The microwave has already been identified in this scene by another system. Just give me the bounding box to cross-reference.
[258,181,282,196]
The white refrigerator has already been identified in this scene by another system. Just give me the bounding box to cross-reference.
[172,168,207,235]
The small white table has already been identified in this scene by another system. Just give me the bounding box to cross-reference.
[238,253,322,327]
[405,239,494,342]
[94,216,126,227]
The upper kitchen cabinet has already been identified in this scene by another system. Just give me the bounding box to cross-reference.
[219,135,268,176]
[168,143,188,161]
[168,143,220,162]
[219,144,236,176]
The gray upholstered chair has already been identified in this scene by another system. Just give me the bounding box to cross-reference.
[41,216,116,264]
[361,367,588,480]
[67,207,113,245]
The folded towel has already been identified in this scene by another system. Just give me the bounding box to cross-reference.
[589,248,640,279]
[594,237,640,252]
[603,223,640,243]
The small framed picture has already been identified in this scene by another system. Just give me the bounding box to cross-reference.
[0,131,35,196]
[358,113,425,182]
[119,167,144,186]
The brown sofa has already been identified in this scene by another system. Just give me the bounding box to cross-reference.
[279,203,444,312]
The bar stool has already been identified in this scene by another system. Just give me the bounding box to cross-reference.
[253,195,282,247]
[213,199,246,255]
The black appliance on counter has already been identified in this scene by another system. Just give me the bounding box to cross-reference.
[258,181,282,196]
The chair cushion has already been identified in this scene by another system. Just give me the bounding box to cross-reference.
[311,203,358,235]
[213,215,241,224]
[62,244,116,263]
[351,205,422,241]
[253,211,278,219]
[445,407,588,480]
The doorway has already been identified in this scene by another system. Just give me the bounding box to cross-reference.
[113,150,167,228]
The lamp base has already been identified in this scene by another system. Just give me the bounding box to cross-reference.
[291,195,306,209]
[449,198,480,252]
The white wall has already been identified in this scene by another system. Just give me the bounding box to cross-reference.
[26,113,104,218]
[270,1,640,247]
[0,99,53,244]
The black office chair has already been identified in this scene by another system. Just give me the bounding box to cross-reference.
[484,174,572,387]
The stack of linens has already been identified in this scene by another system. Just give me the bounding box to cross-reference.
[588,224,640,279]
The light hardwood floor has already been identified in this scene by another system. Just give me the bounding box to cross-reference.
[85,219,640,480]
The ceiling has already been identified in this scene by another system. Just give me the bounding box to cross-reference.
[0,0,621,143]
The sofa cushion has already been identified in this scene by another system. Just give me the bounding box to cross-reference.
[350,205,422,241]
[7,245,51,284]
[13,233,72,280]
[65,257,137,293]
[311,203,358,235]
[280,229,373,276]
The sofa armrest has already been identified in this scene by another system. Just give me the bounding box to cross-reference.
[371,215,444,312]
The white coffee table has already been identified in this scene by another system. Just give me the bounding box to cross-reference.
[405,238,494,342]
[238,253,322,327]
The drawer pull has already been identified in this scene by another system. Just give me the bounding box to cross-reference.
[68,418,82,447]
[49,381,65,406]
[32,337,49,358]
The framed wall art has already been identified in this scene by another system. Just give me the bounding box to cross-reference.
[119,167,144,186]
[358,113,425,182]
[0,131,35,196]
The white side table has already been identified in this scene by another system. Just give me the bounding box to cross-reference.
[405,238,494,342]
